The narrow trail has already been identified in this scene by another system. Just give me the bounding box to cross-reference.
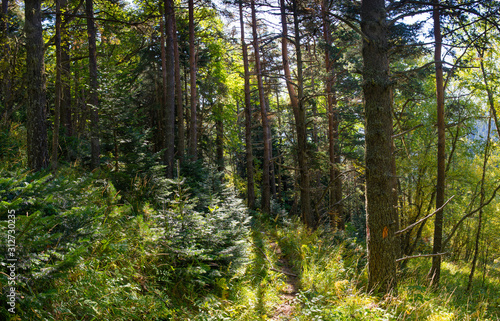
[270,242,299,321]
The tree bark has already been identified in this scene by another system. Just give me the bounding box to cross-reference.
[1,0,11,128]
[429,0,445,287]
[164,0,176,178]
[173,11,184,163]
[52,0,62,170]
[281,0,313,227]
[322,0,343,230]
[361,0,397,294]
[86,0,100,169]
[188,0,197,160]
[250,0,271,214]
[239,0,255,210]
[60,0,72,138]
[25,0,49,171]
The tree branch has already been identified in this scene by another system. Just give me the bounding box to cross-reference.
[395,196,454,236]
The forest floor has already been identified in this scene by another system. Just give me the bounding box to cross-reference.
[270,241,299,320]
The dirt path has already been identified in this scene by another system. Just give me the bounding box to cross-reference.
[270,243,299,321]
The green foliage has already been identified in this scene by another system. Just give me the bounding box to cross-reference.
[157,170,251,295]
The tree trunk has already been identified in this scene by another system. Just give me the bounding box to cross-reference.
[159,3,167,154]
[188,0,197,160]
[25,0,49,171]
[164,0,176,178]
[429,0,445,287]
[281,0,313,227]
[250,0,271,214]
[86,0,100,169]
[322,0,343,230]
[239,0,255,210]
[173,11,184,163]
[1,0,11,128]
[52,0,62,170]
[361,0,397,294]
[60,0,72,138]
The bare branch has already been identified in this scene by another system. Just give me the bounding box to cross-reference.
[395,196,455,236]
[396,252,449,262]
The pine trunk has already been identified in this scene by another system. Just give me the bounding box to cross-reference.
[25,0,49,171]
[322,0,343,230]
[250,0,271,215]
[52,0,62,170]
[86,0,100,169]
[188,0,197,160]
[173,12,184,163]
[430,0,445,287]
[361,0,397,294]
[164,0,176,178]
[239,0,255,210]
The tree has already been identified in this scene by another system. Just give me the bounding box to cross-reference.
[280,0,313,227]
[86,0,100,169]
[322,0,343,230]
[52,0,62,170]
[361,0,398,293]
[250,0,271,214]
[239,0,255,210]
[164,0,176,178]
[188,0,198,160]
[429,0,446,287]
[25,0,48,171]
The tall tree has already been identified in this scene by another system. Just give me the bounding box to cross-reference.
[25,0,48,171]
[188,0,198,160]
[250,0,271,214]
[1,0,10,128]
[164,0,176,178]
[280,0,313,227]
[361,0,397,293]
[322,0,343,230]
[60,0,72,138]
[86,0,100,169]
[239,0,255,210]
[429,0,446,287]
[173,12,184,163]
[52,0,62,170]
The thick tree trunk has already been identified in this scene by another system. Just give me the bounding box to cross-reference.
[164,0,176,178]
[239,0,255,210]
[173,12,184,163]
[52,0,62,170]
[250,0,271,214]
[86,0,100,169]
[188,0,197,160]
[430,0,445,287]
[361,0,397,294]
[322,0,343,230]
[281,0,313,227]
[25,0,49,171]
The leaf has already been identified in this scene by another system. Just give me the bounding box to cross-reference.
[383,226,388,239]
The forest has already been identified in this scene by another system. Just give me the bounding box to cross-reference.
[1,0,500,319]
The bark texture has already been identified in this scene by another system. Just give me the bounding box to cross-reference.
[361,0,397,293]
[25,0,49,171]
[251,0,271,214]
[239,0,255,210]
[164,0,176,178]
[86,0,100,169]
[430,0,445,287]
